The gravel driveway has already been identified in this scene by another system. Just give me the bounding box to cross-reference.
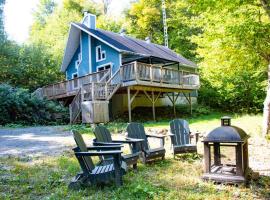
[0,126,77,158]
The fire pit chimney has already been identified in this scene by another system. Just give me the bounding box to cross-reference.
[221,116,231,126]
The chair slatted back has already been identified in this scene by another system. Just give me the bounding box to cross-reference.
[94,126,113,143]
[170,119,190,146]
[94,126,114,160]
[72,130,95,171]
[127,122,149,151]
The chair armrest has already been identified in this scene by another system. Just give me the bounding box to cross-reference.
[87,145,122,150]
[146,134,165,147]
[190,131,200,143]
[75,150,122,157]
[93,141,123,146]
[124,138,145,143]
[146,134,166,138]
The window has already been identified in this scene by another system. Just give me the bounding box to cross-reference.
[97,64,111,72]
[75,53,82,69]
[96,45,106,62]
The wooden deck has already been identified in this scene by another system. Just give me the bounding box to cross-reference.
[40,61,199,101]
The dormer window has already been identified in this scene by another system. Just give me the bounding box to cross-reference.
[96,45,106,62]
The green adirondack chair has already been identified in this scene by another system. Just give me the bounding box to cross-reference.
[93,126,143,170]
[69,130,127,189]
[169,119,199,158]
[126,122,166,164]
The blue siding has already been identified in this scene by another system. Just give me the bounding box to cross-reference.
[90,15,96,29]
[78,32,90,76]
[91,37,120,74]
[66,31,121,80]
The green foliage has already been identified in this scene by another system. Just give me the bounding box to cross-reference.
[0,0,5,42]
[0,84,68,125]
[190,0,270,111]
[126,0,199,61]
[126,0,270,112]
[0,43,63,90]
[30,0,102,66]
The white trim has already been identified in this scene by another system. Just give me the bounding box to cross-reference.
[72,23,122,52]
[80,31,82,59]
[119,53,122,66]
[81,13,97,29]
[97,62,113,70]
[88,35,92,73]
[96,45,106,62]
[96,62,113,76]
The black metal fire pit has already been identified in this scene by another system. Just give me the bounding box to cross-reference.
[202,116,250,184]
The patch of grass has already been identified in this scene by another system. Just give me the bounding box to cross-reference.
[1,155,269,199]
[0,113,269,199]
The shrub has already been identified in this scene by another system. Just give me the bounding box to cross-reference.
[0,84,68,125]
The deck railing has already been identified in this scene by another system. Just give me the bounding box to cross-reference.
[81,69,122,101]
[43,69,110,98]
[69,88,82,123]
[122,62,199,86]
[42,61,199,100]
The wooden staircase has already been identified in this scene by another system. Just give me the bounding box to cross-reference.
[70,68,121,124]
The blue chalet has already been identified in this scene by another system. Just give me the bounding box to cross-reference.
[41,13,200,124]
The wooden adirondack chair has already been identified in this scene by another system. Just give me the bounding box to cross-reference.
[69,130,127,189]
[169,119,199,158]
[93,126,143,170]
[126,122,166,164]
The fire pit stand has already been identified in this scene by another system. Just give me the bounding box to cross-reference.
[202,116,250,184]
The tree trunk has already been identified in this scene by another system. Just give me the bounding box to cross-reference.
[260,0,270,19]
[262,63,270,135]
[260,0,270,135]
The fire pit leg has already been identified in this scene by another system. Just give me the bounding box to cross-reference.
[214,143,221,166]
[236,143,244,176]
[204,142,211,173]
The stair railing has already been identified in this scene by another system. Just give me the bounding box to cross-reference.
[69,88,82,124]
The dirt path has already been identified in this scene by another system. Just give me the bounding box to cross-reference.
[0,126,77,158]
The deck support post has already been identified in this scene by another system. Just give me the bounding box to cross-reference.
[152,91,156,121]
[183,92,192,115]
[127,88,139,122]
[127,87,131,122]
[143,90,161,121]
[167,92,180,117]
[189,93,192,115]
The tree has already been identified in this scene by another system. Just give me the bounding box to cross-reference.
[0,43,62,91]
[126,0,199,61]
[0,0,5,43]
[259,0,270,135]
[33,0,56,25]
[30,0,102,66]
[189,0,269,113]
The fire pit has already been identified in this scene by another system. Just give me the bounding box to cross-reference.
[202,116,250,184]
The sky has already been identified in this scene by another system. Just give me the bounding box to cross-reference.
[3,0,130,43]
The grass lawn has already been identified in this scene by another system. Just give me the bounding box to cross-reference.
[1,113,269,199]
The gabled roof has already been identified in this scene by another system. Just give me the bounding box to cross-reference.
[61,22,197,72]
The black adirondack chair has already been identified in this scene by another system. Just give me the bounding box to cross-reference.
[169,119,199,158]
[126,122,166,163]
[69,130,127,189]
[93,126,143,170]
